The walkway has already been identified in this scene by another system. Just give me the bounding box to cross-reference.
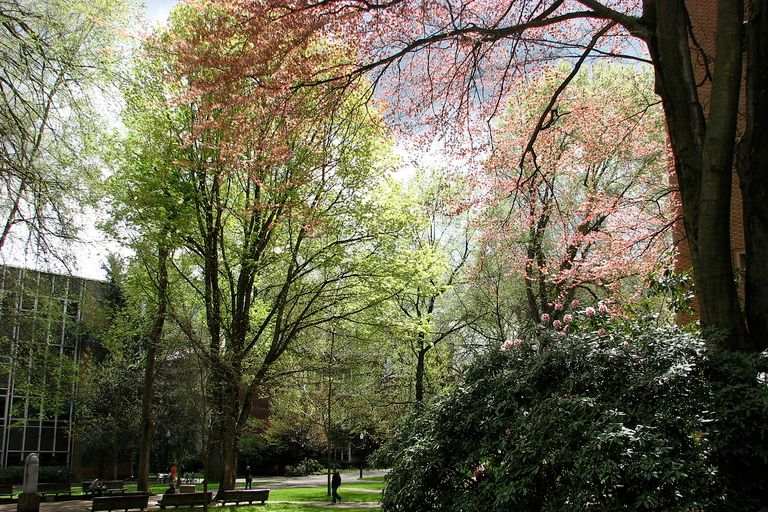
[0,471,388,512]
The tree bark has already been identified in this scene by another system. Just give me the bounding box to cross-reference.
[738,0,768,350]
[645,0,752,349]
[415,341,426,404]
[137,239,170,491]
[695,0,750,348]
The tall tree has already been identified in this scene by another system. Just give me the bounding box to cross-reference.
[122,2,407,491]
[0,0,134,263]
[274,0,767,352]
[384,170,478,404]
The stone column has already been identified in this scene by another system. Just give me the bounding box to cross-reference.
[17,453,40,512]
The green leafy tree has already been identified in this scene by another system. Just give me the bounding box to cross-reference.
[115,2,411,491]
[0,0,135,262]
[381,170,479,405]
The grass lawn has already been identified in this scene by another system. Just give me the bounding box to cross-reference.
[127,476,382,511]
[337,481,385,491]
[251,506,376,512]
[268,486,379,503]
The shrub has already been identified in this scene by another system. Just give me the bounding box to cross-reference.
[0,465,76,484]
[377,322,768,511]
[284,458,323,477]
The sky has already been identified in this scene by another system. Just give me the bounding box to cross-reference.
[143,0,178,25]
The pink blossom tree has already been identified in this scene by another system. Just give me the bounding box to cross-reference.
[474,62,670,324]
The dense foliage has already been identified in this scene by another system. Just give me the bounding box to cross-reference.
[376,320,768,511]
[0,465,75,484]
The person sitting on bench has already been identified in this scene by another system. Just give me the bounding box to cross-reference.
[89,479,106,497]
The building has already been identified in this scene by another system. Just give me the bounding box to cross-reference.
[0,265,107,468]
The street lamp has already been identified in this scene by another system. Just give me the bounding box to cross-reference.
[359,433,364,479]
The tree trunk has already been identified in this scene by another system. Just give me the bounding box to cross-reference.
[695,0,750,348]
[415,336,427,404]
[646,0,751,349]
[738,0,768,350]
[137,240,170,491]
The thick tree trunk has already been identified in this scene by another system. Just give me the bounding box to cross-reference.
[738,0,768,350]
[646,0,751,349]
[695,0,750,348]
[137,344,157,491]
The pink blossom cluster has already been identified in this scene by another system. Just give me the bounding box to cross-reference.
[534,301,613,340]
[500,338,523,351]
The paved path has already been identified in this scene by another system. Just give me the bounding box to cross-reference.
[0,471,388,512]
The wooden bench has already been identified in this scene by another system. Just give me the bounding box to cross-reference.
[0,484,14,497]
[158,491,212,509]
[89,493,149,512]
[82,480,125,497]
[217,489,270,505]
[37,482,73,496]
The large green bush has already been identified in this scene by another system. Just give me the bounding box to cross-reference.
[377,321,768,511]
[0,465,76,484]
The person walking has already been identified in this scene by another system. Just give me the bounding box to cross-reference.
[331,469,342,504]
[244,466,252,489]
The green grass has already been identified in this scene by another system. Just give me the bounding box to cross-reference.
[260,506,376,512]
[132,478,383,511]
[268,485,380,503]
[336,481,385,491]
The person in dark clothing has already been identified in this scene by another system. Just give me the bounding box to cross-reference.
[165,484,177,495]
[89,479,106,497]
[331,469,342,504]
[244,466,252,489]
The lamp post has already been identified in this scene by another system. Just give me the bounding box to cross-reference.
[358,433,364,479]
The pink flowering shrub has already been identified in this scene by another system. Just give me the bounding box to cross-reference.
[533,302,614,347]
[376,324,765,511]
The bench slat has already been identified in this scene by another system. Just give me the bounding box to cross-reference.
[37,482,73,496]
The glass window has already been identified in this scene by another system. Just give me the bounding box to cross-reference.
[7,427,23,450]
[20,293,36,312]
[53,276,69,298]
[54,427,69,451]
[6,452,23,466]
[24,426,39,451]
[65,301,78,319]
[40,427,55,451]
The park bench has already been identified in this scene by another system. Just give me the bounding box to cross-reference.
[217,489,270,505]
[0,484,14,497]
[83,480,126,496]
[158,491,212,509]
[37,482,73,497]
[89,493,149,512]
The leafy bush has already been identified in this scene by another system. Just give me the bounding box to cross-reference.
[284,458,323,477]
[377,322,768,511]
[0,467,23,484]
[0,465,76,484]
